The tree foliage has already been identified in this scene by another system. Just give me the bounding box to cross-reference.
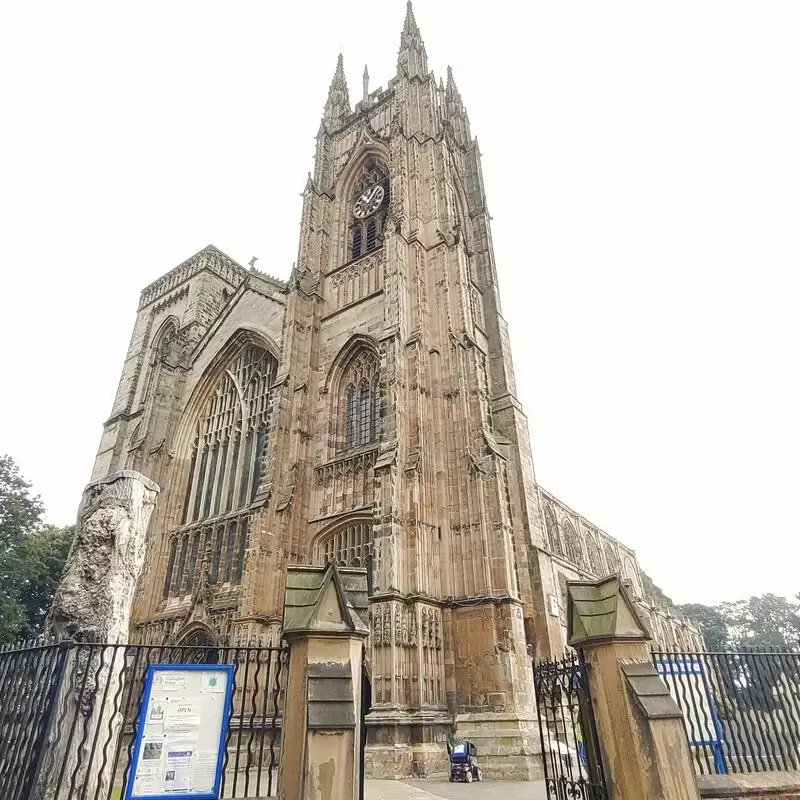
[680,595,800,652]
[681,594,800,715]
[720,594,800,650]
[678,603,730,650]
[0,455,73,643]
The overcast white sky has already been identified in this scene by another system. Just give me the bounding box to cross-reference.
[1,1,798,606]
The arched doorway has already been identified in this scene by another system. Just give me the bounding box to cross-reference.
[175,623,219,664]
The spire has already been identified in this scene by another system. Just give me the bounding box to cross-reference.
[362,64,370,105]
[324,53,351,128]
[444,66,471,145]
[397,1,428,79]
[445,66,463,115]
[403,1,421,38]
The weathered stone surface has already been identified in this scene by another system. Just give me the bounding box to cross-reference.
[47,470,159,642]
[577,590,699,800]
[83,4,700,781]
[35,471,159,800]
[279,561,368,800]
[698,770,800,798]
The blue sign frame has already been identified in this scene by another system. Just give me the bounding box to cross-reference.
[125,664,235,800]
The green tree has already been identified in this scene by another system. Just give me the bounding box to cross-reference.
[679,603,730,651]
[0,455,73,643]
[18,524,74,636]
[0,454,44,547]
[686,595,800,715]
[720,594,800,650]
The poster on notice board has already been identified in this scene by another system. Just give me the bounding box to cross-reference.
[125,664,234,800]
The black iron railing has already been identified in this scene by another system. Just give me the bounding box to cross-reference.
[653,649,800,775]
[0,638,288,800]
[534,653,607,800]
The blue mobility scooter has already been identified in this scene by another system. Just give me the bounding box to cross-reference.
[449,740,482,783]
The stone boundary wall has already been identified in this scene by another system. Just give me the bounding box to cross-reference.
[699,771,800,799]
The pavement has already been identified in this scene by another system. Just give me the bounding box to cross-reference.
[365,779,548,800]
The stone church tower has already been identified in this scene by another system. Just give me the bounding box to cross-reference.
[89,2,700,779]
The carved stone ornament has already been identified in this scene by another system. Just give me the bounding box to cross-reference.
[382,602,393,644]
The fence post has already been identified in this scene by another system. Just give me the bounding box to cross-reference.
[31,470,159,800]
[567,576,700,800]
[278,563,369,800]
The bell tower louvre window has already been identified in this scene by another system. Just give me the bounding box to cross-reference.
[348,157,389,261]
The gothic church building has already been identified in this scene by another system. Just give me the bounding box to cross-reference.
[90,3,699,778]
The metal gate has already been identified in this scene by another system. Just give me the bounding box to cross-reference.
[534,652,608,800]
[0,637,288,800]
[358,663,371,800]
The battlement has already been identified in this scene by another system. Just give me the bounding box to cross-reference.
[138,244,286,311]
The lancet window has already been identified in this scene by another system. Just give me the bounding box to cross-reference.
[603,539,622,575]
[162,344,276,600]
[340,350,380,452]
[348,158,389,261]
[562,519,585,568]
[585,533,605,576]
[543,505,564,557]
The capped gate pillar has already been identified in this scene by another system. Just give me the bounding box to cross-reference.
[567,576,699,800]
[278,563,369,800]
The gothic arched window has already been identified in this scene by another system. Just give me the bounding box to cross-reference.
[314,521,374,594]
[142,319,178,412]
[183,345,276,524]
[543,505,564,557]
[345,386,357,449]
[163,343,277,601]
[349,158,389,261]
[163,538,178,599]
[602,539,621,575]
[585,533,605,576]
[562,519,584,569]
[339,350,380,452]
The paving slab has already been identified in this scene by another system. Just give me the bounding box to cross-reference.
[365,779,548,800]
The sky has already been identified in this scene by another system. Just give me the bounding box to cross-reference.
[1,1,798,606]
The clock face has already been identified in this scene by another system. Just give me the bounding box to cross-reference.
[353,184,385,219]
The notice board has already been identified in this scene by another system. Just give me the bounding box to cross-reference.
[126,664,235,799]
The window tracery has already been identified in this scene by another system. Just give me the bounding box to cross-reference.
[543,505,564,557]
[163,344,276,601]
[164,513,251,601]
[339,350,380,452]
[562,519,584,568]
[314,521,373,594]
[603,539,621,575]
[183,345,276,525]
[142,320,178,411]
[585,532,605,576]
[349,157,389,261]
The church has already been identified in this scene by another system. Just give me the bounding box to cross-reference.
[88,2,700,778]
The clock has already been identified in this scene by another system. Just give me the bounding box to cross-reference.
[353,184,385,219]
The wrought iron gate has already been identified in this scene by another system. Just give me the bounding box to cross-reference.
[534,653,608,800]
[358,663,371,800]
